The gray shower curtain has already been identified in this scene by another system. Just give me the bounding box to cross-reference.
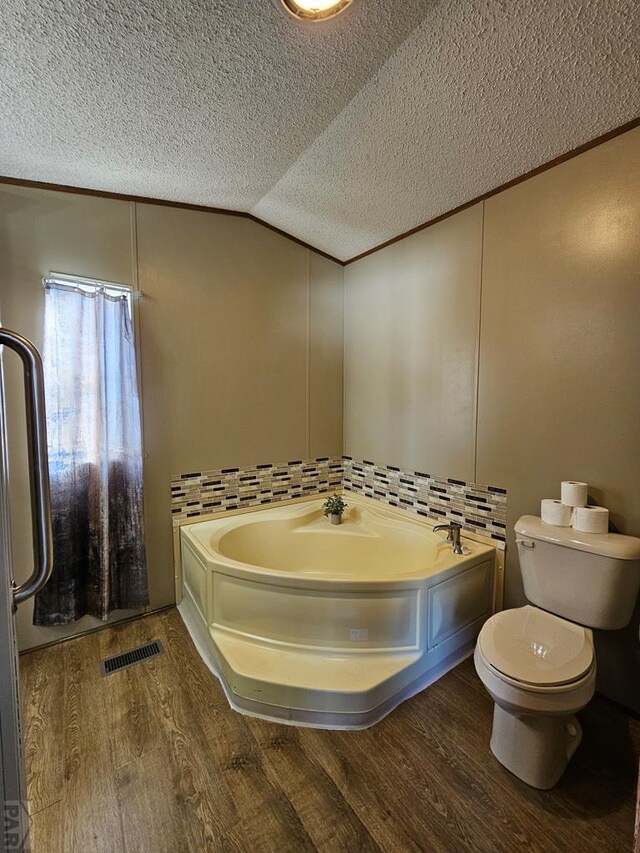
[34,281,149,625]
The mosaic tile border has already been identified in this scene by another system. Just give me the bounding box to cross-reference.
[171,454,507,545]
[342,457,507,545]
[170,456,343,524]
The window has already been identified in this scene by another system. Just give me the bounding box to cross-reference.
[44,271,134,316]
[33,273,148,626]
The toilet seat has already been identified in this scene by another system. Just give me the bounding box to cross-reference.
[478,605,594,688]
[475,642,596,697]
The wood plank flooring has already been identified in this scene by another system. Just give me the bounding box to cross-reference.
[19,609,640,852]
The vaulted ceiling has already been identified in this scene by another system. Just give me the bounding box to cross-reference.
[1,0,638,261]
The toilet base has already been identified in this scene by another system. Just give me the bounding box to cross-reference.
[489,704,582,789]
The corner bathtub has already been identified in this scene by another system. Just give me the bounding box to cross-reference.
[178,495,496,729]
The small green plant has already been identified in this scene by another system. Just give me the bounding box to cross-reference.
[323,494,348,517]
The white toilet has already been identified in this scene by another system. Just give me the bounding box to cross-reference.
[474,515,640,789]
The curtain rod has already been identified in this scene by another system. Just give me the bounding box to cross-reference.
[43,273,142,298]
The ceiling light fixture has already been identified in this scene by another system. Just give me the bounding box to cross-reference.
[277,0,354,22]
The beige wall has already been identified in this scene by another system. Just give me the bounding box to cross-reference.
[344,125,640,711]
[135,204,343,475]
[309,253,344,458]
[344,203,483,481]
[0,188,344,650]
[476,126,640,710]
[0,185,143,649]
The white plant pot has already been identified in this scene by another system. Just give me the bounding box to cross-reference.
[330,513,342,525]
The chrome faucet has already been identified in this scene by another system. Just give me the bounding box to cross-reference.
[433,521,464,555]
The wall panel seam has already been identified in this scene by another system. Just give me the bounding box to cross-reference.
[473,201,485,485]
[130,201,151,614]
[342,264,347,454]
[305,250,311,459]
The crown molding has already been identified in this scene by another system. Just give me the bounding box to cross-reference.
[2,116,638,268]
[343,116,640,265]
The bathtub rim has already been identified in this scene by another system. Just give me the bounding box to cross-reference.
[173,492,505,606]
[181,497,495,589]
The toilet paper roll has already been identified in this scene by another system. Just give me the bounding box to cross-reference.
[572,505,609,534]
[561,481,588,508]
[541,499,573,527]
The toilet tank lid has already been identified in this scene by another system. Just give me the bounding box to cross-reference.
[515,515,640,560]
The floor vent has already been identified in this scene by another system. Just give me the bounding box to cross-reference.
[100,640,163,676]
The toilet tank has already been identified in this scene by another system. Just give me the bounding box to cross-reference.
[515,516,640,630]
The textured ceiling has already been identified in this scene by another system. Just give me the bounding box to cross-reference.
[1,0,639,261]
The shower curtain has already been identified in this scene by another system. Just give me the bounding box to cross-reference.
[34,282,149,625]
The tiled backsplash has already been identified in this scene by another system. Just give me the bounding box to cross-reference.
[170,455,507,543]
[170,457,343,524]
[342,457,507,544]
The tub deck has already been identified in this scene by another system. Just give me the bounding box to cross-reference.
[179,495,497,728]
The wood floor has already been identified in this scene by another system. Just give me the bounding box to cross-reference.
[19,609,640,853]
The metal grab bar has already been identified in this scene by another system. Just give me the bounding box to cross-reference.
[0,329,53,608]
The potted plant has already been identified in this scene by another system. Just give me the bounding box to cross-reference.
[323,494,348,525]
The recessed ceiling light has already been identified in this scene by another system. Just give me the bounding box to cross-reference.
[277,0,354,22]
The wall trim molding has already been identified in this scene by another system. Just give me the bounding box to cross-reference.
[1,116,637,268]
[0,175,343,266]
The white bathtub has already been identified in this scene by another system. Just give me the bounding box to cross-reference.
[179,495,496,729]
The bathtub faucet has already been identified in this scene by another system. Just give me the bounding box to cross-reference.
[433,522,464,555]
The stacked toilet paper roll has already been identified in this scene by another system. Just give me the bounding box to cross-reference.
[540,481,610,533]
[560,481,588,508]
[573,505,609,534]
[540,499,573,527]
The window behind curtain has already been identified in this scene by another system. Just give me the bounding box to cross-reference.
[33,275,148,626]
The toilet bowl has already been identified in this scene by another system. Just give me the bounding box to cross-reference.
[475,605,596,789]
[474,515,640,789]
